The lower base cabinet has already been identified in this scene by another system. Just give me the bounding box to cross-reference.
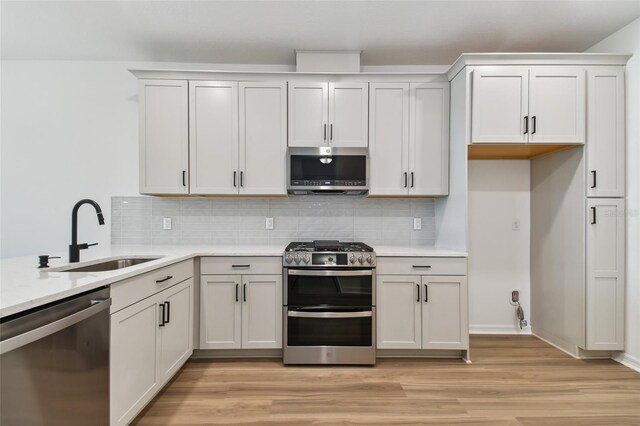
[377,274,468,350]
[110,278,194,426]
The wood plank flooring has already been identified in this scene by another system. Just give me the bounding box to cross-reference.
[133,335,640,425]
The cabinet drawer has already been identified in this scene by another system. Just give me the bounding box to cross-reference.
[200,256,282,275]
[376,257,467,276]
[111,259,194,313]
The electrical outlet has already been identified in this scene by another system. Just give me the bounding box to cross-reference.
[512,219,520,231]
[265,217,274,230]
[511,290,519,303]
[413,218,422,230]
[163,217,172,230]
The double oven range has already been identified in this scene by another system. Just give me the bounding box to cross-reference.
[283,240,376,365]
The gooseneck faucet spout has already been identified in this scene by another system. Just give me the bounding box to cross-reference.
[69,199,105,263]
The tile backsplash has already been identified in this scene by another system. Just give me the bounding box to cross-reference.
[111,196,436,247]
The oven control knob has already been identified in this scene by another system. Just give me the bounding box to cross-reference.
[294,254,301,264]
[303,254,310,263]
[357,255,364,264]
[366,255,373,264]
[285,254,293,264]
[349,255,356,264]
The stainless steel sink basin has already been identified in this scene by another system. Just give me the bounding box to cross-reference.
[59,257,161,272]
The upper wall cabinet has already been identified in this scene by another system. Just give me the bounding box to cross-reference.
[471,66,586,144]
[139,80,189,195]
[369,82,449,196]
[288,82,368,147]
[189,81,287,196]
[586,68,625,198]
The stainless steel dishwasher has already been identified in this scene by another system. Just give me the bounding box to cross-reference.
[0,286,111,426]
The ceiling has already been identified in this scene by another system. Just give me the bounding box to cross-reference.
[2,1,639,65]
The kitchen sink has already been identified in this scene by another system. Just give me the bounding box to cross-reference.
[58,257,162,272]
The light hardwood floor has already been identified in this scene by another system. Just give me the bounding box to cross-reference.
[133,335,640,425]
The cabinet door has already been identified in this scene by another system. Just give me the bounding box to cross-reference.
[200,275,242,349]
[288,82,329,147]
[422,276,468,350]
[586,199,625,350]
[409,83,450,196]
[529,67,586,144]
[328,82,369,147]
[139,80,189,194]
[587,68,625,197]
[376,275,421,349]
[471,67,529,144]
[159,279,194,383]
[110,295,162,426]
[241,275,283,349]
[239,82,287,195]
[369,83,410,196]
[189,81,239,195]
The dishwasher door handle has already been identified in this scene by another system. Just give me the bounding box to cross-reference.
[0,298,112,355]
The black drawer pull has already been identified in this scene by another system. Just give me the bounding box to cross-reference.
[424,284,429,302]
[159,303,166,327]
[591,206,597,225]
[243,283,247,302]
[412,265,432,269]
[591,170,597,189]
[235,283,239,302]
[416,284,420,302]
[232,264,250,268]
[156,275,173,284]
[164,301,170,324]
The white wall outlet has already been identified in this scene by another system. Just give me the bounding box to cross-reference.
[413,217,422,230]
[265,217,274,230]
[512,219,520,231]
[163,217,172,230]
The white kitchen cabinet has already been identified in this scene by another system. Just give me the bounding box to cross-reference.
[529,67,585,144]
[377,272,468,351]
[369,83,449,196]
[139,80,189,194]
[110,277,194,426]
[409,83,450,196]
[471,66,586,144]
[377,275,421,349]
[200,275,242,349]
[369,83,410,196]
[288,82,368,147]
[421,276,468,350]
[189,81,239,195]
[239,82,287,195]
[585,199,625,350]
[471,67,529,144]
[241,275,283,349]
[200,272,282,350]
[328,82,369,147]
[587,68,625,198]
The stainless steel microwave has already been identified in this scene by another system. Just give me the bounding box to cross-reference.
[287,147,369,195]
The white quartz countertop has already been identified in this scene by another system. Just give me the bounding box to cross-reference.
[0,244,466,318]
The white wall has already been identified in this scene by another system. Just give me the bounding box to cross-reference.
[468,160,531,334]
[587,17,640,372]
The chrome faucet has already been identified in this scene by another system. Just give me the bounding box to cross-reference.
[69,199,105,263]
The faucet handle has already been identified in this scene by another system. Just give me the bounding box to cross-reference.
[77,243,98,250]
[38,255,61,268]
[87,243,99,247]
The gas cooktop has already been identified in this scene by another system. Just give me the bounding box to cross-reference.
[283,240,375,267]
[285,240,374,253]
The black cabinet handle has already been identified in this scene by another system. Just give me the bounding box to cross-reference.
[424,284,428,302]
[591,206,597,225]
[232,264,250,268]
[330,123,333,141]
[416,284,420,302]
[324,124,327,141]
[182,170,186,187]
[411,172,414,188]
[524,116,529,134]
[235,283,239,302]
[532,116,537,134]
[159,303,166,327]
[591,170,597,189]
[164,301,171,324]
[404,172,408,188]
[240,171,244,187]
[243,283,247,302]
[412,265,432,269]
[233,171,237,187]
[156,275,173,284]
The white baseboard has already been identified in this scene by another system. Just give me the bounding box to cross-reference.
[470,324,532,335]
[615,352,640,373]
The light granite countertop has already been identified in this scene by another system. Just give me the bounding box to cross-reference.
[0,244,467,318]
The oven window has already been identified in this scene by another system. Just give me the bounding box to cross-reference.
[287,272,373,307]
[287,311,372,347]
[290,155,366,182]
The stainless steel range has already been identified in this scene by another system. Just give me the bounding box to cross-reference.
[283,240,376,365]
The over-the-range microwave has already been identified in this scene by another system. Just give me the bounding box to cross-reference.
[287,147,369,195]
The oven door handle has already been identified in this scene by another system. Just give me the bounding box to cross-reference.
[287,269,373,277]
[287,310,372,319]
